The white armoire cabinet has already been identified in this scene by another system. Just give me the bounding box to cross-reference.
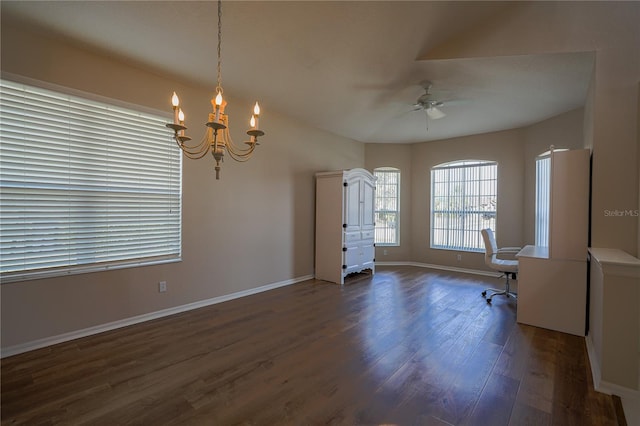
[315,168,376,284]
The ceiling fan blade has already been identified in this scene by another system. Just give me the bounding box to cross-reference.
[426,106,446,120]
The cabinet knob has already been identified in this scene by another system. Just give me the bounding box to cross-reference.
[342,265,347,269]
[343,224,347,228]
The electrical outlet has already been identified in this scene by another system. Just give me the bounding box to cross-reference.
[383,249,388,256]
[158,281,167,293]
[456,254,462,261]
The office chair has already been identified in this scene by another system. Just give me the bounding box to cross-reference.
[480,228,520,303]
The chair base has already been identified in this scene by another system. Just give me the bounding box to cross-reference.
[482,273,517,303]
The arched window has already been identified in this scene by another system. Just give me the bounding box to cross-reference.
[431,160,497,251]
[374,167,400,246]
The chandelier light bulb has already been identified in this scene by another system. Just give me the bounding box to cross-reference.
[214,92,223,122]
[178,108,186,137]
[253,102,261,129]
[172,92,180,124]
[250,115,256,129]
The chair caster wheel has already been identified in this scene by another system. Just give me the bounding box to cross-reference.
[486,298,492,304]
[481,291,487,297]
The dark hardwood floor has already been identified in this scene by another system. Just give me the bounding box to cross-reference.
[1,266,623,425]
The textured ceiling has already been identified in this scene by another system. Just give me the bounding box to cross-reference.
[1,1,594,143]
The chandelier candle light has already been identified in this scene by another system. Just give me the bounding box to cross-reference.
[166,0,264,180]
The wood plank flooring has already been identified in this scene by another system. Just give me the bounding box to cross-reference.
[1,266,624,425]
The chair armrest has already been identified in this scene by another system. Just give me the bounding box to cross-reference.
[496,247,522,260]
[497,247,522,254]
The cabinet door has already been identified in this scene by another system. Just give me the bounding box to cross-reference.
[361,178,375,230]
[360,240,375,269]
[344,176,362,233]
[343,242,362,274]
[343,240,375,274]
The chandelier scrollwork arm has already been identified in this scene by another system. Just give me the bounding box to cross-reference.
[171,129,211,160]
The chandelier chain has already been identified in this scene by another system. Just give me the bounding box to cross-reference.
[216,0,223,94]
[166,0,264,180]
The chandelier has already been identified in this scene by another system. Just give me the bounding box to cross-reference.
[166,0,264,180]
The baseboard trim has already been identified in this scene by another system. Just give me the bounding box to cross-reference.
[585,334,640,401]
[375,261,502,278]
[1,274,313,359]
[585,335,604,392]
[598,381,640,402]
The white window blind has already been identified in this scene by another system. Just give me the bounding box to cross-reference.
[374,168,400,246]
[0,78,182,283]
[431,160,497,252]
[535,155,551,247]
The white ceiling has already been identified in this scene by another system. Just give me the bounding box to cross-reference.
[1,1,594,144]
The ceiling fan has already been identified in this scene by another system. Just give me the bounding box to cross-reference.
[413,80,446,120]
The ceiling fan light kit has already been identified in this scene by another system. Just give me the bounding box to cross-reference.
[413,80,447,129]
[426,105,446,120]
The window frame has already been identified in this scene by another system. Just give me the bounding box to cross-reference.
[0,75,182,283]
[430,160,498,252]
[373,167,400,246]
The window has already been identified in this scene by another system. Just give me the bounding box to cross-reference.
[374,167,400,246]
[535,148,568,247]
[535,154,551,247]
[431,160,497,251]
[0,78,182,283]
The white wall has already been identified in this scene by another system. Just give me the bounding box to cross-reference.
[0,22,364,350]
[522,108,586,244]
[365,108,586,272]
[367,128,526,272]
[2,2,639,353]
[364,144,413,262]
[410,130,525,271]
[420,1,640,257]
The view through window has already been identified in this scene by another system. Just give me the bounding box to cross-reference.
[374,167,400,246]
[431,160,497,251]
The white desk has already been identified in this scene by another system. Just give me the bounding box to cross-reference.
[516,245,587,336]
